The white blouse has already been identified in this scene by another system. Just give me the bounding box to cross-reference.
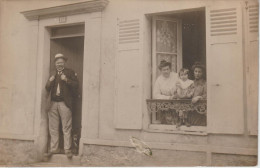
[153,72,178,99]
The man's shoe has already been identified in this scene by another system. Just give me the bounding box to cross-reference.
[43,149,61,160]
[43,152,53,162]
[44,152,53,158]
[66,152,73,159]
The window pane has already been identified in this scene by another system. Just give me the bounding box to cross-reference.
[156,20,177,53]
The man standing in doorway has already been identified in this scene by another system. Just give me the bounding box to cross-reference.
[45,53,79,159]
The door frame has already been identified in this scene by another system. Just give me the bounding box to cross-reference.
[34,12,102,157]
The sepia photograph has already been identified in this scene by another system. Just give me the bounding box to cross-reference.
[0,0,258,166]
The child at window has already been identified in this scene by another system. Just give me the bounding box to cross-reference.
[174,68,194,127]
[175,68,194,99]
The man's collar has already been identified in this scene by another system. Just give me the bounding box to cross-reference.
[56,67,65,72]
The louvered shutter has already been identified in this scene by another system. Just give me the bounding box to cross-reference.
[206,2,244,134]
[246,1,258,135]
[114,18,143,129]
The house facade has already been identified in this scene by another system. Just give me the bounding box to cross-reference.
[0,0,258,166]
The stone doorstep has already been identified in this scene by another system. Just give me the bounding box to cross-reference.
[28,162,81,167]
[43,154,81,166]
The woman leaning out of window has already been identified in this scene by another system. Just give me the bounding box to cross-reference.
[187,62,207,126]
[153,60,179,99]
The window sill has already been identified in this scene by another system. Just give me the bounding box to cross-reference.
[145,124,207,135]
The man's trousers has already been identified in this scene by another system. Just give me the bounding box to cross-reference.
[48,101,72,153]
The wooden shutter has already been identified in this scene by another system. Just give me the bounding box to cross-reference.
[114,18,143,129]
[246,1,258,135]
[206,2,244,134]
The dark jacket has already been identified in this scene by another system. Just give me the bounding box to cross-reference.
[45,68,79,109]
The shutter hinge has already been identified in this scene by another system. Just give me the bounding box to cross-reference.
[245,1,248,10]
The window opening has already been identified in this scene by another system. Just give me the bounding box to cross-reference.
[148,9,207,130]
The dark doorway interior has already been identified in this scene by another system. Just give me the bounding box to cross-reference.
[181,10,206,79]
[49,25,84,155]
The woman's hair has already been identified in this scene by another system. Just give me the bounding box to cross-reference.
[192,62,206,79]
[192,62,205,72]
[158,60,172,70]
[178,68,189,77]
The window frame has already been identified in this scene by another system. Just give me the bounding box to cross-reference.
[146,8,207,134]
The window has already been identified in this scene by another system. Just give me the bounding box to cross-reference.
[147,8,207,131]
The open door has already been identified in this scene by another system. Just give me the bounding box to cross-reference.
[49,24,84,154]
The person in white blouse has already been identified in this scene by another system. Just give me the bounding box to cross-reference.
[153,60,179,99]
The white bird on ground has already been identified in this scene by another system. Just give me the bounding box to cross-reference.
[129,136,152,156]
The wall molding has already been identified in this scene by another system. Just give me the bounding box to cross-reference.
[0,133,35,141]
[21,0,109,21]
[81,138,258,156]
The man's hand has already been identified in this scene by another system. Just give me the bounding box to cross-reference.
[49,75,55,82]
[61,74,67,82]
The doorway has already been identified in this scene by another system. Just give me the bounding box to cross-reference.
[49,24,84,155]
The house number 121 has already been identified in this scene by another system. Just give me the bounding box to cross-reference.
[59,16,67,23]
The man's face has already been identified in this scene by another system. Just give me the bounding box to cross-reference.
[161,66,171,78]
[55,58,65,71]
